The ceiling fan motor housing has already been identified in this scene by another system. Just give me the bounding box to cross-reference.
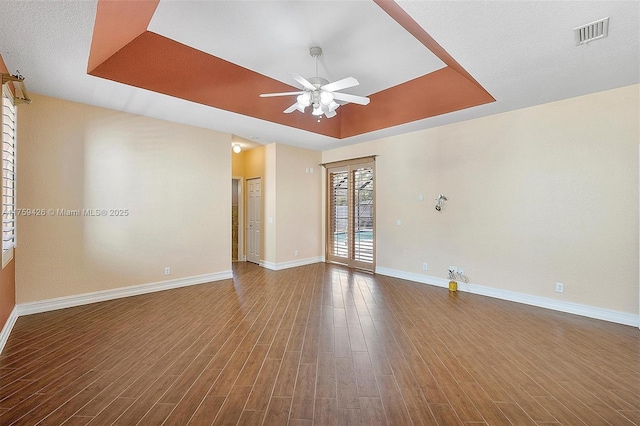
[309,46,323,58]
[307,77,329,89]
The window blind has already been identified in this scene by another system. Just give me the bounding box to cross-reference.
[2,86,16,254]
[352,166,373,263]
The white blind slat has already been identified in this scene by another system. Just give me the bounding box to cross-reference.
[2,86,16,253]
[353,167,374,263]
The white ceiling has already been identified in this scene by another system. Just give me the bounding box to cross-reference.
[149,1,445,97]
[0,1,638,151]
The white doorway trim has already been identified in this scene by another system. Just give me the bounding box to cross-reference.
[233,176,245,262]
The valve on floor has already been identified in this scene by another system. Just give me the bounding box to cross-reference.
[448,269,458,292]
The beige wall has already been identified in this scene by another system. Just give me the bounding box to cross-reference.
[263,143,277,263]
[17,94,232,303]
[231,150,245,177]
[275,144,322,264]
[244,146,265,180]
[323,84,639,315]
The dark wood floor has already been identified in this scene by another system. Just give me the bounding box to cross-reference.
[0,262,638,425]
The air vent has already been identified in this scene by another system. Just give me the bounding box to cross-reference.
[574,17,609,45]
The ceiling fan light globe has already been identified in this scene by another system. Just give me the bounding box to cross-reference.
[312,105,323,116]
[320,91,334,106]
[328,101,340,112]
[297,93,311,107]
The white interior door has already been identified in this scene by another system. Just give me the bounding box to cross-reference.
[247,178,261,264]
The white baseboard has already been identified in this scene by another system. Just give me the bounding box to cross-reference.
[16,271,233,317]
[262,256,325,271]
[375,267,450,288]
[375,267,640,327]
[0,306,18,355]
[261,260,274,270]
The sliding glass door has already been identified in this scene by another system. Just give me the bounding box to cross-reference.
[326,158,375,271]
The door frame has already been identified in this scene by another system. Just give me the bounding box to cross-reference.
[324,157,376,272]
[325,165,350,266]
[232,176,244,262]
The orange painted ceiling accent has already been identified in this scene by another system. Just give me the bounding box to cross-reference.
[0,53,8,74]
[0,53,16,97]
[88,0,494,139]
[87,0,160,73]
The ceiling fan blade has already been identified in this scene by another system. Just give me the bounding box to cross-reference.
[332,92,370,106]
[260,91,305,98]
[321,77,359,92]
[290,73,317,91]
[283,103,299,113]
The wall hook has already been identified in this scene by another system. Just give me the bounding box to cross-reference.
[435,194,447,211]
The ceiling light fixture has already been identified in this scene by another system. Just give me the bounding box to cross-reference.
[232,144,241,154]
[260,46,370,120]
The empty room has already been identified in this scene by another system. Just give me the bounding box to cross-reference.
[0,1,639,425]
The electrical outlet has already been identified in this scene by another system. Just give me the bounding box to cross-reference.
[422,263,428,271]
[458,268,464,275]
[396,219,402,226]
[555,282,564,293]
[294,250,299,257]
[164,267,171,275]
[418,194,424,202]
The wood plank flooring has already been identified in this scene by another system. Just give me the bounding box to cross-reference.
[0,262,638,425]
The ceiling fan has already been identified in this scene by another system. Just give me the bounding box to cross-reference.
[259,46,370,119]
